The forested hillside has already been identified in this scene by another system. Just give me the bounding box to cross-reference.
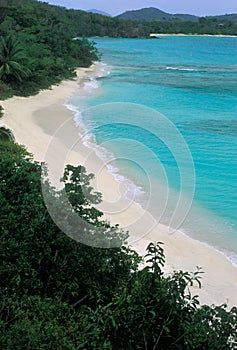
[117,6,237,23]
[116,7,199,22]
[0,0,99,98]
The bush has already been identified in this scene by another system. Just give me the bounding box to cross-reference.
[0,141,236,349]
[0,126,15,141]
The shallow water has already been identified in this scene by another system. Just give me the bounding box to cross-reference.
[69,36,237,265]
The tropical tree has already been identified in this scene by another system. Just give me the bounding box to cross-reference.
[0,35,31,83]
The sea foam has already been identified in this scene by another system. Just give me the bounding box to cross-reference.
[65,62,145,205]
[166,66,196,71]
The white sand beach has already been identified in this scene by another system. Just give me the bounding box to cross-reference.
[150,33,237,38]
[1,64,237,308]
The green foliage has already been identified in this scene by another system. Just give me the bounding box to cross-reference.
[79,243,236,349]
[0,126,14,141]
[0,80,12,98]
[145,241,165,276]
[0,104,3,117]
[184,305,237,349]
[0,35,31,83]
[1,143,237,348]
[62,164,103,223]
[0,295,81,350]
[1,142,138,301]
[0,142,141,348]
[147,17,237,35]
[0,0,99,98]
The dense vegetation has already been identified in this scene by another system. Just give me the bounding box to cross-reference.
[0,138,237,349]
[0,0,99,98]
[144,17,237,36]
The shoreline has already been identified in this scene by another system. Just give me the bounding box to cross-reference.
[150,33,237,38]
[1,63,237,308]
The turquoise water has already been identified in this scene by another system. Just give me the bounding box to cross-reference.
[69,37,237,264]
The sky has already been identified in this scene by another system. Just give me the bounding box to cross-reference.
[41,0,237,16]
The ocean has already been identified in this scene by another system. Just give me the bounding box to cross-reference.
[68,36,237,265]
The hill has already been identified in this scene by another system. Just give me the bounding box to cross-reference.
[208,13,237,22]
[117,7,237,23]
[117,7,174,21]
[87,9,111,17]
[116,7,199,21]
[174,13,200,22]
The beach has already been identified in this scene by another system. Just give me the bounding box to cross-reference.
[150,33,237,38]
[1,64,237,308]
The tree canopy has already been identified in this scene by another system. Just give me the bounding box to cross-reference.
[0,0,99,98]
[0,35,31,82]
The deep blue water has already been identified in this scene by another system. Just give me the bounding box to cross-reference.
[69,36,237,263]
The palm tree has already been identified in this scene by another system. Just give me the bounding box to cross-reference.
[0,35,31,83]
